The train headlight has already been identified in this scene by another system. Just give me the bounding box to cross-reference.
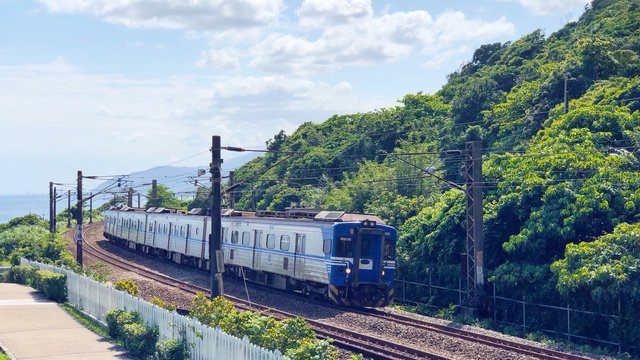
[345,267,351,274]
[381,270,385,276]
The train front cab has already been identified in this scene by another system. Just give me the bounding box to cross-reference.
[327,221,396,307]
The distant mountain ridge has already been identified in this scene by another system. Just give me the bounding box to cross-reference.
[91,152,259,198]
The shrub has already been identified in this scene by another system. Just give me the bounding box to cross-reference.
[9,265,36,285]
[150,296,177,311]
[114,279,140,296]
[105,309,124,338]
[35,270,66,302]
[121,322,158,359]
[156,336,189,360]
[284,338,338,360]
[105,309,142,340]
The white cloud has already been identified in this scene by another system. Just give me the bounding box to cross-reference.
[196,47,241,70]
[249,10,514,73]
[297,0,373,28]
[36,0,284,31]
[516,0,589,15]
[0,60,384,193]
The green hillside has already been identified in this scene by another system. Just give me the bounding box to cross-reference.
[230,0,640,350]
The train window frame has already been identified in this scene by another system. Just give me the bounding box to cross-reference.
[242,231,250,246]
[231,231,239,244]
[266,234,275,249]
[195,227,200,236]
[222,228,228,243]
[180,226,185,237]
[280,235,290,251]
[323,239,332,254]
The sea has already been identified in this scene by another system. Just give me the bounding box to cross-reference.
[0,194,51,224]
[0,193,111,224]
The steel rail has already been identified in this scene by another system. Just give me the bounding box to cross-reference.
[76,223,450,360]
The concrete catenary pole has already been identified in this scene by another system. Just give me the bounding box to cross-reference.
[210,135,224,299]
[76,170,83,268]
[49,182,54,234]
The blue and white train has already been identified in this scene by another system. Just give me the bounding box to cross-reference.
[103,207,396,307]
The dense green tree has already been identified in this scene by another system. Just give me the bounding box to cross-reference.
[144,184,186,209]
[551,222,640,345]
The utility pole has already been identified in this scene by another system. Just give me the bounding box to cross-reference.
[67,190,71,228]
[127,188,133,207]
[53,187,57,232]
[229,171,235,209]
[49,182,54,234]
[151,180,158,208]
[137,193,141,208]
[210,135,224,299]
[76,170,83,268]
[463,141,484,312]
[564,72,569,114]
[89,192,93,224]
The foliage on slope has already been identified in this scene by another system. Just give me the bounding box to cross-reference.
[227,0,640,345]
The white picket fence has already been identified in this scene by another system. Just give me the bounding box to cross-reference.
[21,259,286,360]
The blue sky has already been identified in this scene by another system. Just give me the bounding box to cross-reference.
[0,0,589,195]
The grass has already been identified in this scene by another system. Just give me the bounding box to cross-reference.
[0,348,10,360]
[60,304,112,340]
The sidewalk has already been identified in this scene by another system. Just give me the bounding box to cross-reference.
[0,283,128,359]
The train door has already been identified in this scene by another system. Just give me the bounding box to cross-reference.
[294,234,306,278]
[152,220,157,247]
[252,230,262,268]
[185,224,191,255]
[143,214,148,245]
[354,227,384,284]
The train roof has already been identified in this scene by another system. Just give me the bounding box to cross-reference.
[107,206,385,225]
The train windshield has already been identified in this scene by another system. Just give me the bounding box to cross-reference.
[383,238,395,260]
[335,236,353,257]
[360,234,374,258]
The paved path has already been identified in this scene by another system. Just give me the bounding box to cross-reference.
[0,283,129,359]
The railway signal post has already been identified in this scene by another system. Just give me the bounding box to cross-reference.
[210,135,224,298]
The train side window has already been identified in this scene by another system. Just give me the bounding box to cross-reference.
[280,235,290,251]
[148,223,153,232]
[195,227,200,236]
[180,226,185,237]
[266,234,275,249]
[222,228,228,243]
[241,231,250,246]
[323,239,332,254]
[231,231,239,244]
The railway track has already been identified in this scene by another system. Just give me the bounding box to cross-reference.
[356,308,591,360]
[75,223,594,360]
[76,223,450,360]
